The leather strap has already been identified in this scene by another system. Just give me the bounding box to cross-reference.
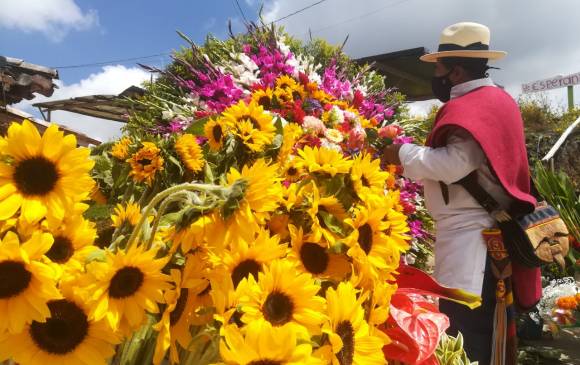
[455,171,501,214]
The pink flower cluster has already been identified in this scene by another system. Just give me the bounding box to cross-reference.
[322,65,352,100]
[244,45,295,87]
[182,70,244,112]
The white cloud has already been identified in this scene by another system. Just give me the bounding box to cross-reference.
[0,0,98,41]
[263,0,580,113]
[16,65,151,142]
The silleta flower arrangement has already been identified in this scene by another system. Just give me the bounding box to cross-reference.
[0,24,463,365]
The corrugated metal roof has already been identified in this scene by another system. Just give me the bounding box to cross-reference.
[0,56,59,105]
[356,47,435,101]
[33,86,146,122]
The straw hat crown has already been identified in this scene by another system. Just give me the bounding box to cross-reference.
[420,22,507,62]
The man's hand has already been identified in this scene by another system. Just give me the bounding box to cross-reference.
[381,144,402,165]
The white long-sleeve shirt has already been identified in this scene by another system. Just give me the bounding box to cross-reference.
[399,78,512,296]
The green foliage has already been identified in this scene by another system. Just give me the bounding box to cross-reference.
[534,161,580,277]
[534,162,580,242]
[518,94,580,134]
[435,333,477,365]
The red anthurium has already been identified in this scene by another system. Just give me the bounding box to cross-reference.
[381,265,483,364]
[382,292,449,364]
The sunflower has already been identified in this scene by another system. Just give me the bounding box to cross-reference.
[274,87,294,104]
[174,133,204,173]
[280,157,305,183]
[350,153,390,201]
[321,281,386,365]
[275,75,299,90]
[231,120,265,153]
[251,88,275,110]
[209,227,287,289]
[238,259,326,333]
[127,141,164,185]
[85,245,171,335]
[309,88,334,105]
[44,215,97,268]
[204,118,228,151]
[278,123,303,163]
[303,181,347,244]
[111,201,141,228]
[219,320,324,365]
[226,158,282,229]
[0,120,95,223]
[222,100,276,152]
[296,146,352,176]
[0,231,60,334]
[287,225,350,280]
[0,294,118,365]
[111,136,131,160]
[165,214,214,254]
[153,253,210,365]
[344,204,399,286]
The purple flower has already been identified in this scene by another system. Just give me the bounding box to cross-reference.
[321,64,352,99]
[394,135,414,144]
[182,71,244,113]
[408,220,427,239]
[247,45,295,87]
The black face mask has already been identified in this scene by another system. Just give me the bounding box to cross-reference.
[431,68,454,102]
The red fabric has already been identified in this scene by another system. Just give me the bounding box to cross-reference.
[426,86,536,215]
[511,262,542,311]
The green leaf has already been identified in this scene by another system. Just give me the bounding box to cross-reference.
[185,116,210,135]
[317,210,346,236]
[168,154,184,175]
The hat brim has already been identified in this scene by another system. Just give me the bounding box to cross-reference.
[420,50,507,62]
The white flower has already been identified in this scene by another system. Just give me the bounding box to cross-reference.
[161,110,174,121]
[302,116,325,134]
[320,138,342,152]
[324,128,344,143]
[276,36,291,57]
[328,105,345,125]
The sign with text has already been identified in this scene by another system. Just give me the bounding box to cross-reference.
[522,72,580,93]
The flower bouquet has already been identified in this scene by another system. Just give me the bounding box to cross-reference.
[0,23,459,365]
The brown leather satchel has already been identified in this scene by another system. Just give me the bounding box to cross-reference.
[450,171,570,268]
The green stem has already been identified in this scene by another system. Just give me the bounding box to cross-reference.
[125,183,230,250]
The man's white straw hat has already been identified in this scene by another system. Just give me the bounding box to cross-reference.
[420,22,507,62]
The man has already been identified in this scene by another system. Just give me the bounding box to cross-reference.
[382,22,536,364]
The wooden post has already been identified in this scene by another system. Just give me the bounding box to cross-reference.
[568,85,574,111]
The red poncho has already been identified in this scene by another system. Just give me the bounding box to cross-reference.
[426,86,536,215]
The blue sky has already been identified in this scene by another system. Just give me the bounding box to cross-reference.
[2,0,579,142]
[2,0,253,84]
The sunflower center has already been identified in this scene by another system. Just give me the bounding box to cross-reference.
[95,226,115,249]
[212,125,223,141]
[335,320,355,365]
[258,96,271,109]
[248,360,282,365]
[29,299,89,355]
[243,115,261,130]
[231,259,261,288]
[46,236,74,264]
[287,167,298,176]
[170,288,189,326]
[13,156,59,196]
[0,260,32,298]
[358,223,373,254]
[361,175,370,187]
[300,243,329,274]
[262,291,294,326]
[108,266,144,299]
[137,158,152,166]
